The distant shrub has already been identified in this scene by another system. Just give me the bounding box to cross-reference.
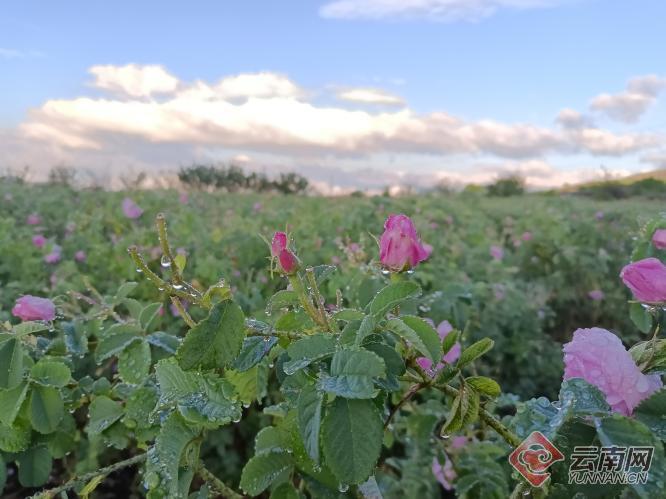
[577,178,666,199]
[486,176,525,197]
[178,163,308,194]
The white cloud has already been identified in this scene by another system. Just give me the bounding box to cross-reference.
[337,87,405,106]
[590,75,666,123]
[0,48,45,59]
[214,72,304,99]
[89,64,180,98]
[319,0,564,22]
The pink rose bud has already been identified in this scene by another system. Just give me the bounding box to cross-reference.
[26,213,41,225]
[44,245,62,264]
[652,229,666,250]
[122,197,143,219]
[271,232,288,256]
[379,214,432,272]
[75,250,87,262]
[588,289,604,301]
[563,328,662,415]
[278,249,299,274]
[432,457,456,491]
[521,231,533,241]
[32,234,46,248]
[12,295,56,321]
[620,257,666,302]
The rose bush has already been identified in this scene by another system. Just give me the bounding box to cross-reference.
[0,181,664,498]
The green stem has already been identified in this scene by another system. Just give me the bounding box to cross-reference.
[29,453,147,499]
[288,274,328,330]
[155,213,185,286]
[197,461,245,499]
[171,295,197,328]
[305,267,335,332]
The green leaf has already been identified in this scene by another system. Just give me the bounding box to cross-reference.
[30,385,64,434]
[255,426,291,455]
[322,398,383,485]
[0,381,29,426]
[0,419,31,452]
[457,338,494,368]
[630,302,653,334]
[332,309,365,322]
[95,324,142,362]
[267,290,300,312]
[177,301,245,370]
[17,446,52,487]
[367,281,421,318]
[386,317,441,363]
[123,386,158,431]
[634,388,666,440]
[118,339,151,384]
[30,360,71,387]
[0,335,24,389]
[354,315,376,346]
[87,395,124,435]
[630,339,666,374]
[156,359,241,427]
[145,412,200,497]
[466,376,501,397]
[114,281,138,303]
[233,336,278,372]
[0,455,5,493]
[63,321,88,355]
[297,384,324,463]
[441,384,479,435]
[595,415,666,498]
[442,329,461,357]
[558,378,609,416]
[226,366,267,407]
[174,254,187,273]
[270,482,301,499]
[147,331,181,353]
[240,452,293,496]
[13,321,49,337]
[140,302,162,330]
[318,349,385,399]
[283,334,337,375]
[358,476,383,499]
[312,264,337,284]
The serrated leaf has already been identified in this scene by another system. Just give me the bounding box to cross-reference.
[0,381,29,426]
[139,302,162,330]
[174,254,187,273]
[177,301,245,370]
[332,309,365,322]
[30,385,64,434]
[147,331,181,353]
[466,376,501,397]
[297,384,324,463]
[634,388,666,440]
[233,336,278,372]
[240,452,293,495]
[558,378,609,416]
[0,335,24,389]
[358,475,383,499]
[118,339,151,384]
[226,366,267,406]
[0,419,31,452]
[267,290,300,313]
[283,334,337,375]
[63,321,88,355]
[318,349,385,399]
[87,395,123,435]
[457,338,494,368]
[13,321,49,337]
[17,446,52,487]
[30,360,71,387]
[367,281,421,318]
[95,324,142,363]
[145,412,200,497]
[386,317,441,363]
[123,386,158,431]
[322,398,383,485]
[270,482,301,499]
[255,426,291,455]
[630,339,666,373]
[354,315,376,346]
[114,282,138,303]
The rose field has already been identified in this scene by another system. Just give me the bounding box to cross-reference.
[1,181,666,499]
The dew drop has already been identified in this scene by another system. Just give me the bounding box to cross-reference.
[160,255,170,268]
[338,483,349,493]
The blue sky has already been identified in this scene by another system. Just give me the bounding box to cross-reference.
[2,0,666,191]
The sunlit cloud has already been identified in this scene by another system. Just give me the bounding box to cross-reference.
[590,75,666,123]
[337,87,405,106]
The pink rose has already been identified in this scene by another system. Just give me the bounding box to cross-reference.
[122,197,143,219]
[521,231,533,241]
[271,231,299,274]
[75,250,87,262]
[652,229,666,250]
[588,289,604,301]
[416,320,461,378]
[26,213,41,225]
[179,192,189,204]
[379,214,432,272]
[12,295,56,321]
[271,232,288,257]
[44,245,62,264]
[620,258,666,302]
[32,235,46,248]
[563,328,662,416]
[432,457,456,491]
[490,245,504,261]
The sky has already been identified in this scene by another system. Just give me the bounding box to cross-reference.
[2,0,666,192]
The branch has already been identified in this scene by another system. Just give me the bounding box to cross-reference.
[29,453,147,499]
[384,382,424,429]
[198,461,245,499]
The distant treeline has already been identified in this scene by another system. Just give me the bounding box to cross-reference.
[574,178,666,200]
[178,164,309,194]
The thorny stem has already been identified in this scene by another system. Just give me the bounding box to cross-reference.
[28,453,147,499]
[305,267,337,332]
[82,276,124,323]
[197,461,245,499]
[155,213,184,286]
[127,245,201,304]
[171,295,197,328]
[384,382,424,429]
[287,273,329,330]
